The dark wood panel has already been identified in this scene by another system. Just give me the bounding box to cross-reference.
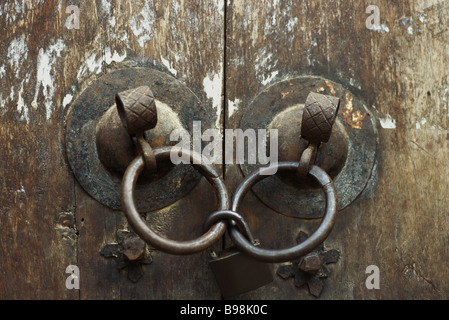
[2,0,448,300]
[225,0,449,299]
[71,0,226,299]
[0,0,225,299]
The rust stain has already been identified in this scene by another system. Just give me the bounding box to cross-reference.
[281,91,291,99]
[325,81,336,95]
[343,92,367,129]
[316,81,335,95]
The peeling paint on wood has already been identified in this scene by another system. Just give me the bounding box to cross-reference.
[0,0,224,299]
[2,0,449,300]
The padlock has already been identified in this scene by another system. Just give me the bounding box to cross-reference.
[205,210,274,298]
[209,246,273,298]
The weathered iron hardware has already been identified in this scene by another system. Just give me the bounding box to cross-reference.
[205,210,274,298]
[65,67,211,212]
[116,87,339,263]
[67,74,347,296]
[115,86,158,172]
[226,162,337,263]
[238,76,377,219]
[112,86,227,255]
[299,252,323,274]
[297,92,340,178]
[276,231,340,297]
[122,147,229,255]
[100,230,153,283]
[208,247,274,298]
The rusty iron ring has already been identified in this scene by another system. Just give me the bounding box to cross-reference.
[204,210,256,245]
[65,67,211,212]
[121,147,229,255]
[238,76,377,219]
[229,162,338,263]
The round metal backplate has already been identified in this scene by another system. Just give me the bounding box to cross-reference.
[239,76,377,219]
[65,67,213,212]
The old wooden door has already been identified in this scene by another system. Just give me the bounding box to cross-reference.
[1,0,449,300]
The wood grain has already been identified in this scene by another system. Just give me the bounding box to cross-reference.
[226,0,449,299]
[0,0,224,299]
[2,0,449,300]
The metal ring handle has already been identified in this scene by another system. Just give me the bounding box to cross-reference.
[121,146,229,255]
[204,210,256,245]
[229,162,338,263]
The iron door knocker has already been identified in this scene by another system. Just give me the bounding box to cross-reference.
[116,87,340,262]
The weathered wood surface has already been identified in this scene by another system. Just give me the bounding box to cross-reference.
[1,0,449,300]
[0,0,224,299]
[226,0,449,299]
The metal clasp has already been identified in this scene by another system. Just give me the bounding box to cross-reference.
[115,86,158,172]
[297,92,340,178]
